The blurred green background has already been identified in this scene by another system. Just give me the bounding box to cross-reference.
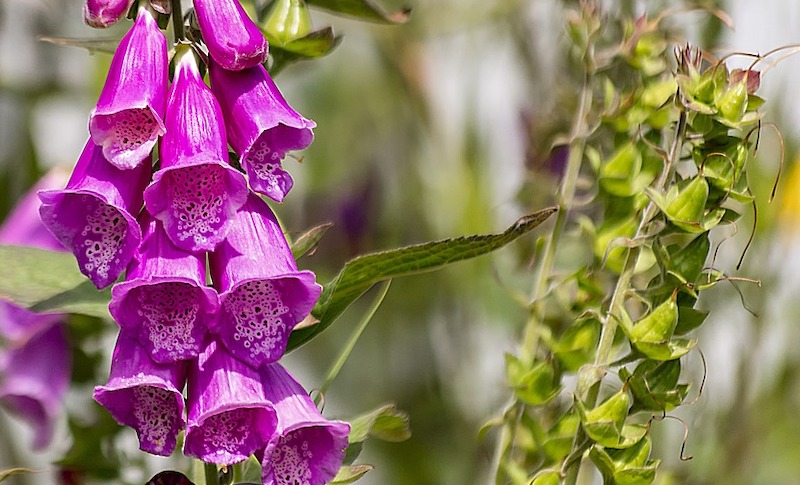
[2,0,800,484]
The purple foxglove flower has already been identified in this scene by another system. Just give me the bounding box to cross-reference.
[143,49,248,253]
[184,339,278,465]
[0,170,69,343]
[93,331,187,456]
[89,5,167,170]
[110,211,219,363]
[0,324,70,450]
[259,364,350,485]
[39,139,151,289]
[209,60,315,202]
[193,0,268,71]
[209,193,321,367]
[83,0,135,28]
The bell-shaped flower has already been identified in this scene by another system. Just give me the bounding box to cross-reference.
[209,192,321,368]
[209,60,315,202]
[0,170,69,343]
[184,338,278,465]
[93,331,187,456]
[258,364,350,485]
[83,0,135,28]
[89,5,167,170]
[39,140,151,289]
[144,48,248,253]
[0,324,70,450]
[193,0,268,71]
[110,211,219,363]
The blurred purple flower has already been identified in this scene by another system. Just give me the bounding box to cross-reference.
[209,60,315,202]
[193,0,268,71]
[94,331,187,456]
[89,5,167,170]
[0,170,69,342]
[143,49,248,253]
[110,211,219,363]
[184,338,278,465]
[259,364,350,485]
[39,140,151,288]
[209,192,321,368]
[83,0,135,28]
[0,324,70,450]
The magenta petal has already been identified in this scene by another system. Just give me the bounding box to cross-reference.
[259,364,350,485]
[110,211,219,363]
[89,6,167,170]
[39,140,150,288]
[83,0,135,28]
[93,331,187,456]
[209,193,321,367]
[210,61,315,202]
[194,0,268,71]
[184,339,277,465]
[144,50,248,253]
[0,325,70,450]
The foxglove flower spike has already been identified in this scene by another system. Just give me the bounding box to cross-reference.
[210,60,315,202]
[39,140,150,288]
[89,5,168,170]
[110,211,219,363]
[193,0,268,71]
[184,339,278,465]
[94,332,187,456]
[209,193,321,367]
[144,48,248,253]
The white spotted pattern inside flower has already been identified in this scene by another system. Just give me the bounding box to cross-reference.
[135,282,202,361]
[246,138,285,185]
[167,164,228,248]
[105,108,158,152]
[79,196,127,283]
[202,409,252,456]
[223,280,290,365]
[133,385,178,455]
[271,432,314,485]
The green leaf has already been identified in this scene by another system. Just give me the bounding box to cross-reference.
[623,360,688,412]
[674,306,708,335]
[0,245,112,319]
[508,359,562,406]
[38,36,119,55]
[629,297,678,344]
[578,389,630,447]
[599,142,642,197]
[667,234,709,285]
[554,319,601,371]
[290,222,334,259]
[287,208,556,351]
[330,465,374,484]
[305,0,411,24]
[530,471,561,485]
[233,456,262,484]
[541,411,580,461]
[0,468,38,483]
[347,403,411,444]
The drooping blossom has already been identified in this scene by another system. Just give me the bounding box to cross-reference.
[143,48,248,253]
[39,140,151,288]
[94,331,187,456]
[184,338,278,465]
[193,0,268,71]
[89,5,167,170]
[258,364,350,485]
[209,192,321,368]
[0,169,69,343]
[209,60,315,202]
[0,325,70,450]
[110,211,219,363]
[83,0,135,28]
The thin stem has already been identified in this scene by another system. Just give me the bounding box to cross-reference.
[170,0,185,41]
[204,463,219,485]
[316,280,391,403]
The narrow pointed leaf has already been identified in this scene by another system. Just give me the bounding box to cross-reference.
[287,207,556,350]
[38,36,119,54]
[305,0,411,23]
[330,465,374,484]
